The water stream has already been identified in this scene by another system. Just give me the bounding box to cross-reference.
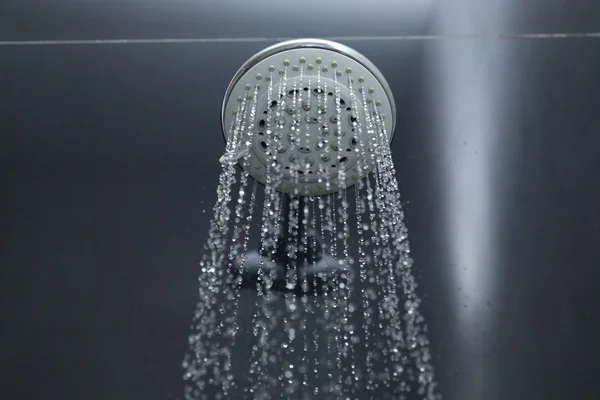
[183,66,439,400]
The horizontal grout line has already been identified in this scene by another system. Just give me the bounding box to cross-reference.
[0,33,599,46]
[0,37,278,46]
[330,33,600,40]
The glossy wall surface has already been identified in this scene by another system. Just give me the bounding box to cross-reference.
[1,1,599,399]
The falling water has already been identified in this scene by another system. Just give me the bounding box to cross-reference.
[183,54,440,400]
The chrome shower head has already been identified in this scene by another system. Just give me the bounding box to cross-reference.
[221,39,396,196]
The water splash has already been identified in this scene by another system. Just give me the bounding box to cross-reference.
[184,58,440,400]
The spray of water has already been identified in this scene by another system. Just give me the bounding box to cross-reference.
[183,49,440,400]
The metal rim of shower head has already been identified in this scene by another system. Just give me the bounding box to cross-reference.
[220,38,396,196]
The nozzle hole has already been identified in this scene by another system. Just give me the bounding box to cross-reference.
[258,119,266,129]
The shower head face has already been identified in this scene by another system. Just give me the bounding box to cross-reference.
[221,39,395,196]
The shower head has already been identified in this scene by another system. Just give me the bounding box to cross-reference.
[221,39,396,196]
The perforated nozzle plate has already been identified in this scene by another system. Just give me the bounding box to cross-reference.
[221,39,396,196]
